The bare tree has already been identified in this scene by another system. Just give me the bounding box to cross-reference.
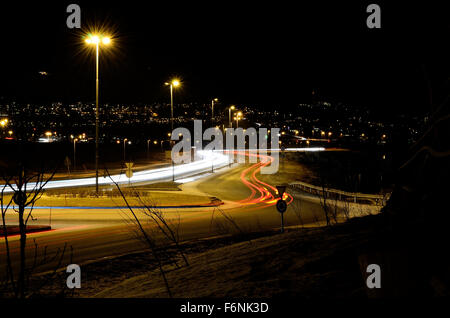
[0,163,56,298]
[105,168,191,297]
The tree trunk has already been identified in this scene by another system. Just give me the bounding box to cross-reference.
[18,203,26,299]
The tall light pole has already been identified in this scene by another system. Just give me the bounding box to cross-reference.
[228,105,235,128]
[147,139,151,159]
[211,98,218,121]
[123,138,128,162]
[85,34,111,194]
[73,138,78,170]
[165,79,180,131]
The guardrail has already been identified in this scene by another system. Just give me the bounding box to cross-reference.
[289,181,391,205]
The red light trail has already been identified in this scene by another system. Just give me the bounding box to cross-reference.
[233,151,293,206]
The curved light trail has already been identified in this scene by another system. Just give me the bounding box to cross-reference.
[2,150,231,194]
[233,150,293,206]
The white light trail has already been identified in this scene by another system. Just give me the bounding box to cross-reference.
[2,150,231,193]
[2,148,326,193]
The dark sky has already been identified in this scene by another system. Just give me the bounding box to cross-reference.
[0,1,448,115]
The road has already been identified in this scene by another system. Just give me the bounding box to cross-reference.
[0,150,332,278]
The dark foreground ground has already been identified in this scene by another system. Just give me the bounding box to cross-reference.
[27,214,391,298]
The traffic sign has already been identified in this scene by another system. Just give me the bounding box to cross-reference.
[125,162,134,179]
[276,199,287,213]
[13,191,27,205]
[276,185,287,198]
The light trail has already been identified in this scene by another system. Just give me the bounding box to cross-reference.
[3,148,323,201]
[234,150,293,206]
[2,150,231,193]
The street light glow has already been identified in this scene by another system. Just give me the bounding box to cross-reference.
[85,34,111,46]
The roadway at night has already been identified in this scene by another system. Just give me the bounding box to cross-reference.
[0,150,331,277]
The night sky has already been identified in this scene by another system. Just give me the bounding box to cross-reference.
[0,1,448,115]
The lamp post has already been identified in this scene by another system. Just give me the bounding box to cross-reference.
[211,98,218,121]
[228,105,235,128]
[235,111,243,128]
[147,139,151,159]
[85,34,112,194]
[165,79,180,131]
[123,138,128,162]
[73,138,78,170]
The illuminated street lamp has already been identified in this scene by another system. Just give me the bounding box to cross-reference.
[165,79,181,131]
[235,111,243,128]
[73,138,78,169]
[147,139,151,159]
[228,105,235,128]
[211,98,218,121]
[45,131,52,142]
[123,138,128,162]
[85,33,112,194]
[0,118,8,128]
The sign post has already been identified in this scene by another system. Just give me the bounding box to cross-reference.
[275,185,288,233]
[172,159,175,181]
[125,162,134,185]
[64,156,71,175]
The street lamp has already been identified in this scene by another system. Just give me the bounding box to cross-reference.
[165,79,180,131]
[85,33,112,194]
[123,138,128,162]
[228,105,235,128]
[45,131,52,142]
[235,111,243,128]
[147,139,151,159]
[211,98,218,121]
[73,138,78,170]
[0,118,8,127]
